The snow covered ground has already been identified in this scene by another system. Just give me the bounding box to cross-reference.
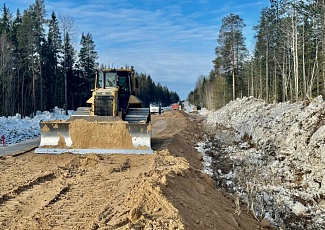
[197,96,325,229]
[0,107,70,145]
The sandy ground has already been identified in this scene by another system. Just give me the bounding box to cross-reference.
[0,110,263,230]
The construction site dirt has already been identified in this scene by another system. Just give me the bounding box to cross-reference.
[0,110,263,230]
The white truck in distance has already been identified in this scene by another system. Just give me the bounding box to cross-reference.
[150,102,161,114]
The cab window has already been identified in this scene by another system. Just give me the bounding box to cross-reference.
[105,72,117,88]
[97,71,103,88]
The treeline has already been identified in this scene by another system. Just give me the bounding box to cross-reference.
[137,73,180,107]
[189,1,325,109]
[0,1,178,117]
[0,1,98,117]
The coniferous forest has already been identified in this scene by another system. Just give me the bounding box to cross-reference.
[0,0,179,117]
[189,1,325,110]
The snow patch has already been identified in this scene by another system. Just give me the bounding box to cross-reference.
[0,107,71,145]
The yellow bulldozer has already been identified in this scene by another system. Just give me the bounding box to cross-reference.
[35,66,153,154]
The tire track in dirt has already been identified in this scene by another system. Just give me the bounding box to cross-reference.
[25,154,156,230]
[24,155,111,229]
[89,156,158,229]
[0,171,70,229]
[0,172,56,204]
[90,158,135,229]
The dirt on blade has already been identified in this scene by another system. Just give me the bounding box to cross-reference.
[0,110,262,230]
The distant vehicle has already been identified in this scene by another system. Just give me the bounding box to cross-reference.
[190,106,198,113]
[150,102,161,114]
[172,103,180,110]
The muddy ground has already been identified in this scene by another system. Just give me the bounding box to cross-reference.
[0,110,264,230]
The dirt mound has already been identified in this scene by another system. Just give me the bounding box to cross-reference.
[69,119,134,149]
[0,110,261,229]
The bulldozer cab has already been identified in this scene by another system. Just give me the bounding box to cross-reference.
[96,68,134,90]
[97,71,117,88]
[95,68,135,112]
[117,72,131,110]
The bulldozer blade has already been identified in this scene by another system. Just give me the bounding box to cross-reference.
[35,119,153,154]
[34,148,153,154]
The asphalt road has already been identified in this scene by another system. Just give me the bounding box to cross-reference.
[0,138,40,156]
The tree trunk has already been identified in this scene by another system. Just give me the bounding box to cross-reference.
[232,43,235,100]
[302,23,307,99]
[292,10,299,101]
[265,38,269,103]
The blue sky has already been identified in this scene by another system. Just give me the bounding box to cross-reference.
[4,0,270,100]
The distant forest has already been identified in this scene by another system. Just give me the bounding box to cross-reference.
[189,1,325,110]
[0,0,179,117]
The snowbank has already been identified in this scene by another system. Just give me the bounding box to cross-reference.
[0,107,70,145]
[198,96,325,229]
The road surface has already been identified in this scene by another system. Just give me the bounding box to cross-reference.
[0,138,40,156]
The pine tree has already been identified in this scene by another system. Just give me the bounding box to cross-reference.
[213,13,248,101]
[10,9,21,48]
[78,32,98,88]
[32,0,46,112]
[0,4,12,36]
[0,32,14,116]
[63,32,77,109]
[15,0,46,115]
[17,8,35,116]
[0,4,14,116]
[10,10,23,115]
[44,11,63,110]
[78,32,98,105]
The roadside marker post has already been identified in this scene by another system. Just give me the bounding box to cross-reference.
[1,135,5,146]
